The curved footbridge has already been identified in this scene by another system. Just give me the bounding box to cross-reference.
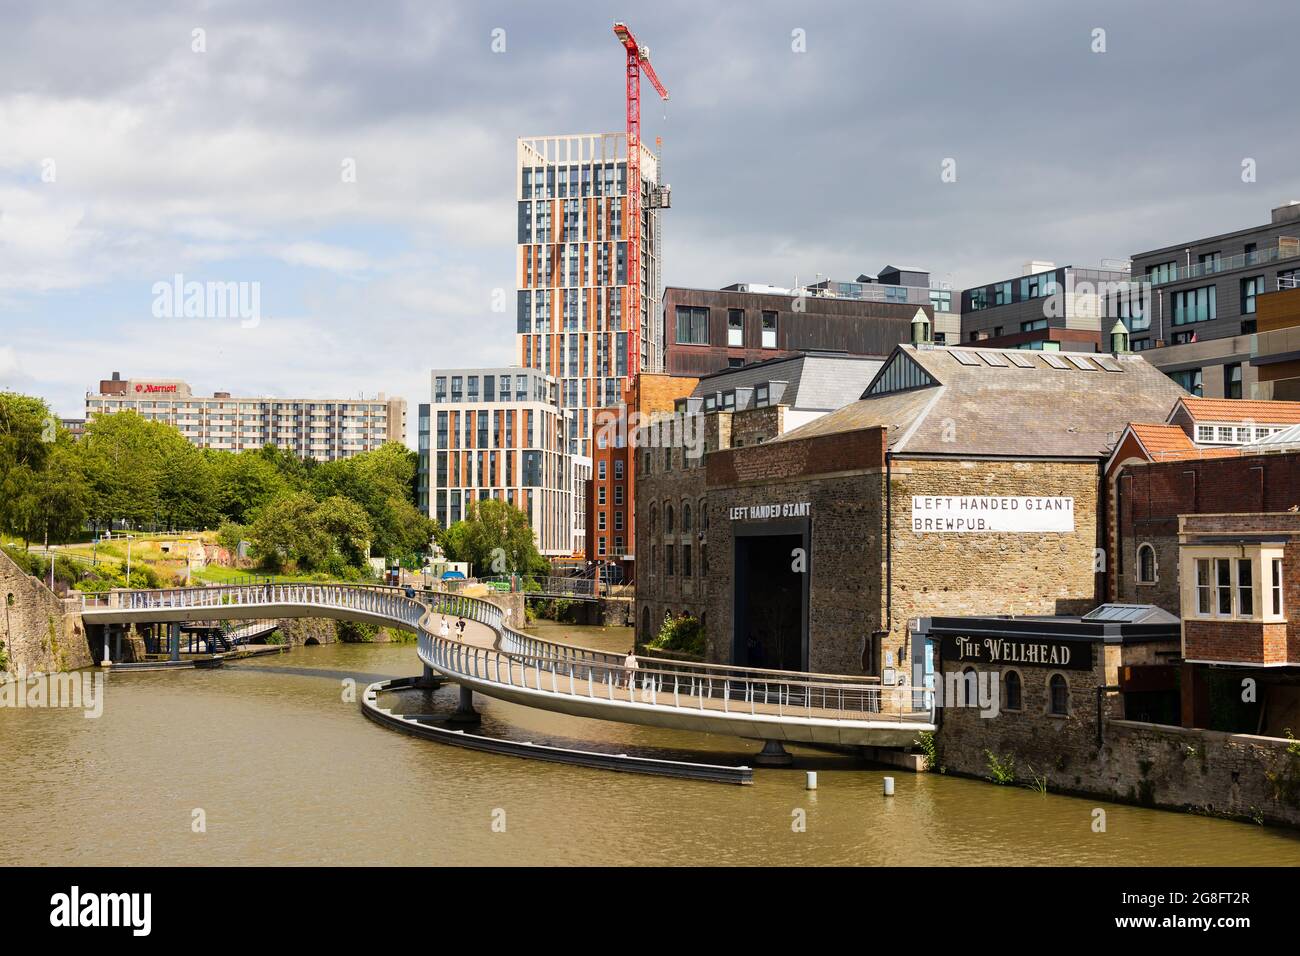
[81,584,936,774]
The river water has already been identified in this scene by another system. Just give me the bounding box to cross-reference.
[3,623,1299,866]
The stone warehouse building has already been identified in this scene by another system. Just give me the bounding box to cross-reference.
[637,344,1189,678]
[634,353,884,644]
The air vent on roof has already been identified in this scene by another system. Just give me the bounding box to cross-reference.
[1041,353,1070,369]
[1007,352,1037,368]
[950,350,982,366]
[978,351,1009,367]
[1065,355,1098,371]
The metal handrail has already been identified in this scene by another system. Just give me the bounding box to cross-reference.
[82,583,935,723]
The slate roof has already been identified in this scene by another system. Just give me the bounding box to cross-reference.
[690,353,884,412]
[775,345,1191,459]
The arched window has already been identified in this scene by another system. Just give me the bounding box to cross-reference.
[683,502,692,532]
[1049,674,1069,716]
[1137,543,1156,584]
[666,504,674,533]
[649,504,658,533]
[960,667,979,707]
[699,499,708,532]
[1004,671,1022,711]
[640,606,651,641]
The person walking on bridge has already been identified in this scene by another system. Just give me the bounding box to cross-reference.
[438,616,450,640]
[623,647,639,692]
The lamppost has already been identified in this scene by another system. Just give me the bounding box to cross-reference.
[125,534,134,586]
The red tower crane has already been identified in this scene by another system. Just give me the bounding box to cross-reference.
[613,21,668,380]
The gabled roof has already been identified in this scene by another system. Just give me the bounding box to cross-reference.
[1171,397,1300,426]
[1129,422,1197,456]
[776,344,1189,458]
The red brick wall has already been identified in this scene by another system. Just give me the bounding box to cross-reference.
[1183,620,1289,664]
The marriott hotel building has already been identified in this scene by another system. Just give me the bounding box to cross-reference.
[86,372,407,461]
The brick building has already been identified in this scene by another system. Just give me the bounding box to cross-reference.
[636,343,1188,678]
[1108,446,1300,734]
[587,372,697,579]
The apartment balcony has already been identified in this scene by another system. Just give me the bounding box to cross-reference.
[1147,239,1300,286]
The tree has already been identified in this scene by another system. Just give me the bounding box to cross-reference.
[0,392,55,538]
[246,491,373,573]
[13,440,89,548]
[438,498,548,578]
[207,450,286,524]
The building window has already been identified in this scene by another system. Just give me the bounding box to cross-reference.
[675,306,709,345]
[614,486,624,506]
[1241,276,1264,315]
[1272,558,1285,616]
[1216,558,1233,615]
[1237,559,1254,617]
[1195,558,1213,615]
[1137,544,1156,584]
[1049,674,1069,716]
[682,544,692,576]
[993,281,1012,306]
[666,544,675,576]
[682,502,692,532]
[1004,671,1023,712]
[614,459,624,480]
[1170,369,1203,396]
[598,460,606,480]
[1171,285,1216,325]
[727,309,744,347]
[665,504,674,533]
[1225,363,1243,399]
[761,311,777,348]
[1021,318,1048,332]
[598,486,606,506]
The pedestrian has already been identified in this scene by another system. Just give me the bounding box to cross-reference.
[456,617,466,636]
[623,646,639,690]
[438,616,450,639]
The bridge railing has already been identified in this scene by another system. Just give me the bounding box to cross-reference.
[85,583,935,724]
[421,592,932,723]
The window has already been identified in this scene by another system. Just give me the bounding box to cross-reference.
[1216,558,1232,615]
[1272,558,1285,616]
[1137,544,1156,584]
[614,460,624,480]
[1225,363,1243,399]
[1021,318,1048,332]
[1146,261,1177,284]
[1049,675,1069,716]
[675,306,709,345]
[598,486,606,506]
[1171,285,1216,325]
[1237,559,1254,617]
[761,311,777,348]
[993,281,1012,306]
[598,460,606,480]
[682,544,692,576]
[1241,276,1264,315]
[665,504,674,533]
[1004,671,1022,711]
[666,544,675,576]
[614,486,624,506]
[727,309,744,347]
[1170,369,1203,396]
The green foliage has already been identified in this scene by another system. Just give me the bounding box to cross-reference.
[1265,729,1300,809]
[916,731,942,773]
[216,521,247,554]
[335,620,380,643]
[0,639,9,671]
[649,612,705,656]
[1023,764,1050,795]
[436,498,548,578]
[984,749,1016,785]
[247,492,372,573]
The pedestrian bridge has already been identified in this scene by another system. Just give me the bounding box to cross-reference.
[81,584,936,747]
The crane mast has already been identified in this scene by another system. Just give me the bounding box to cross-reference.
[613,22,668,380]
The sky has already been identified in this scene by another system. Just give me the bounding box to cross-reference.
[2,0,1299,443]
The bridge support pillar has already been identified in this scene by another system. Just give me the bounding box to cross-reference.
[114,626,122,663]
[101,625,111,667]
[448,684,481,725]
[414,663,443,690]
[753,739,793,767]
[169,622,180,662]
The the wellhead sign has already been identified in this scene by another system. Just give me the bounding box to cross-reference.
[911,495,1074,533]
[941,634,1092,670]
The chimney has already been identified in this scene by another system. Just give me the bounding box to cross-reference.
[1271,201,1300,225]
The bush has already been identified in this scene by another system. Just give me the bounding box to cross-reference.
[335,620,380,643]
[984,749,1016,785]
[649,612,705,657]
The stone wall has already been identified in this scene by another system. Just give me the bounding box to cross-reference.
[0,549,93,673]
[887,457,1103,677]
[938,690,1300,828]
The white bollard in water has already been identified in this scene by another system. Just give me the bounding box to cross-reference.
[883,776,895,796]
[806,771,817,790]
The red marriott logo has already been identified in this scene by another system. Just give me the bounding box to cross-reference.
[134,383,177,393]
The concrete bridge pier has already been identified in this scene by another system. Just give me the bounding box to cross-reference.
[413,663,444,690]
[448,684,481,726]
[753,739,794,767]
[101,624,111,667]
[169,622,180,662]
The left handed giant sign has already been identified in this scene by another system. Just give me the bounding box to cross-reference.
[911,496,1074,533]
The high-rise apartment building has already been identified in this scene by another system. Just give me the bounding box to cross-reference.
[422,367,574,557]
[85,373,405,461]
[516,133,667,459]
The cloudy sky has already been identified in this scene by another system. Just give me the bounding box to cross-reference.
[2,0,1298,440]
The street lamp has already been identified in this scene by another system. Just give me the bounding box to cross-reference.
[125,535,134,587]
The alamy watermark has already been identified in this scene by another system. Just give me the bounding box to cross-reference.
[594,408,705,460]
[0,667,105,718]
[151,273,261,328]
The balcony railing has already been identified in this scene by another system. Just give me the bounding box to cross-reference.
[1146,239,1300,286]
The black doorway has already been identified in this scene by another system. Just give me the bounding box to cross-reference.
[733,520,809,671]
